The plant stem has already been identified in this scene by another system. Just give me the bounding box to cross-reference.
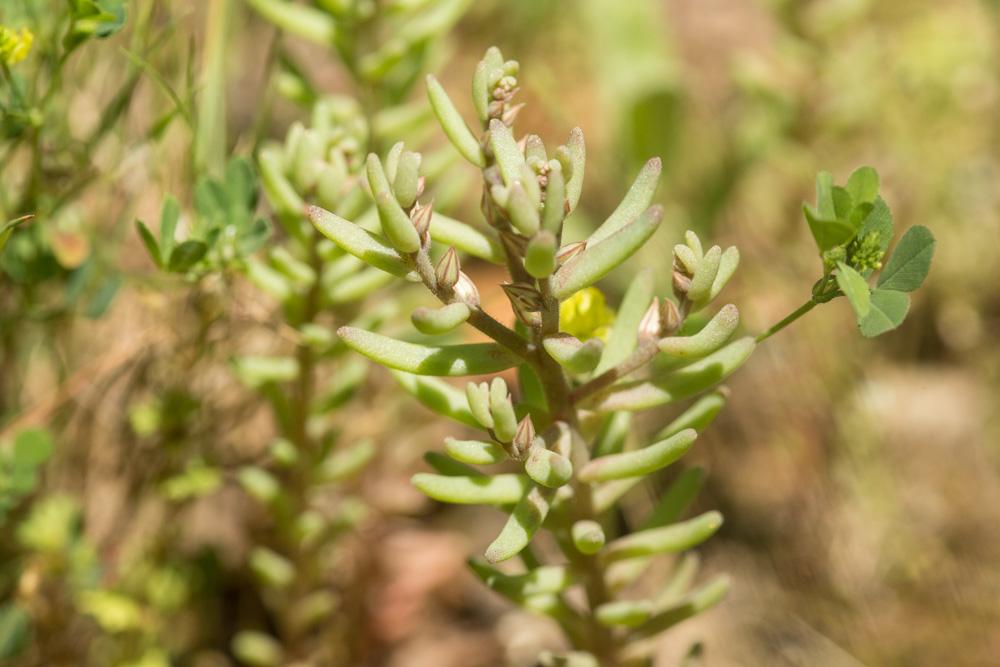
[570,338,659,403]
[755,298,817,343]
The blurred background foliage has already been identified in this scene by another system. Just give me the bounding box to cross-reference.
[1,0,997,665]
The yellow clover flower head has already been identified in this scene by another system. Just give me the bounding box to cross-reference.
[559,287,616,342]
[0,26,34,66]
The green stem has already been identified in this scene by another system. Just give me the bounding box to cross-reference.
[755,298,817,343]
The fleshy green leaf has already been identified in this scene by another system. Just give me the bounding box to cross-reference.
[877,225,935,292]
[411,302,471,335]
[836,262,871,320]
[309,206,412,277]
[390,372,480,428]
[654,392,726,440]
[524,447,573,488]
[658,304,739,361]
[596,337,755,412]
[445,438,507,465]
[563,128,586,212]
[426,75,485,167]
[579,429,696,482]
[859,288,910,338]
[641,467,706,529]
[411,473,531,505]
[430,213,505,264]
[367,155,421,254]
[595,600,652,628]
[596,269,654,373]
[486,486,552,563]
[551,206,663,300]
[468,561,576,600]
[542,335,603,374]
[589,158,662,245]
[632,576,730,639]
[338,327,519,376]
[603,511,723,562]
[571,520,606,555]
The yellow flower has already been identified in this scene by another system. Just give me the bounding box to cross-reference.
[559,287,616,341]
[0,26,34,66]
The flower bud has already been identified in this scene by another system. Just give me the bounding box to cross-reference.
[410,199,433,247]
[454,271,481,307]
[502,282,543,326]
[436,247,460,290]
[512,415,536,460]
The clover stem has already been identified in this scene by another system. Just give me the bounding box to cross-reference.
[755,298,817,343]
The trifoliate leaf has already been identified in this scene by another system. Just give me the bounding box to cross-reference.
[877,225,935,292]
[835,262,871,320]
[846,166,879,205]
[859,288,910,337]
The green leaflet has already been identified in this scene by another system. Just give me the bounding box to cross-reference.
[486,485,552,563]
[390,371,481,428]
[859,288,910,338]
[877,225,935,292]
[337,327,519,376]
[595,337,755,412]
[603,511,723,562]
[426,75,485,167]
[411,302,471,335]
[596,268,654,374]
[430,213,505,264]
[589,157,661,245]
[445,438,507,465]
[658,304,739,360]
[551,206,663,300]
[308,206,412,277]
[542,335,603,374]
[846,166,879,205]
[579,429,697,482]
[411,473,530,505]
[836,261,871,319]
